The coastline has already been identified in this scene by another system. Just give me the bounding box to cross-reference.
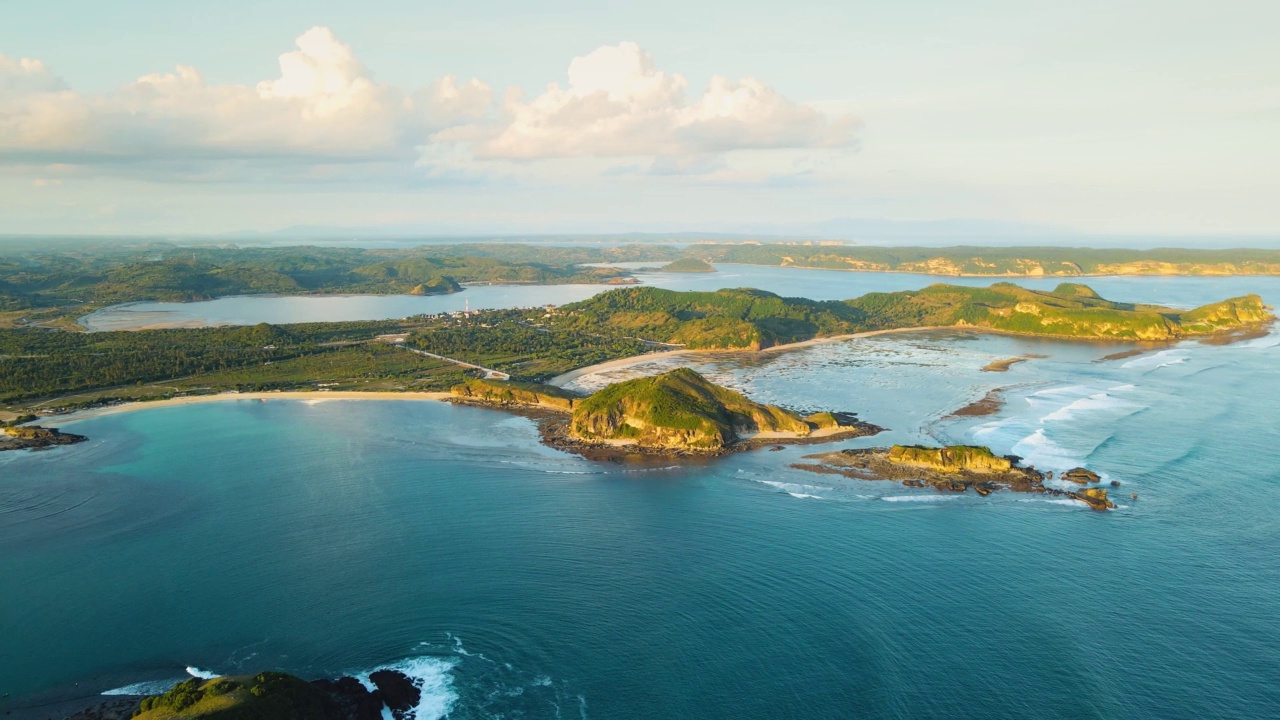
[52,391,453,425]
[547,326,954,387]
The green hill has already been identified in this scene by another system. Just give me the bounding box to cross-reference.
[845,282,1272,340]
[408,275,462,295]
[558,287,866,349]
[568,368,811,450]
[554,283,1271,346]
[133,673,340,719]
[661,258,717,273]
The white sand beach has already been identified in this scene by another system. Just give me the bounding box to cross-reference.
[547,326,949,388]
[52,391,455,425]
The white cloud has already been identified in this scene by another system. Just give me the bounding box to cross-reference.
[438,42,857,159]
[0,34,851,182]
[0,28,492,165]
[0,55,64,93]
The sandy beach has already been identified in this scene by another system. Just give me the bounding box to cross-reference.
[53,391,454,425]
[547,326,950,388]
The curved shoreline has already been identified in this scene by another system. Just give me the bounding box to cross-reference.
[547,326,954,388]
[52,391,453,425]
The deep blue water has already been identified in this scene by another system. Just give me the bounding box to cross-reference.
[4,272,1280,719]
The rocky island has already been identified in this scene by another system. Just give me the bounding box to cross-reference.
[792,444,1118,510]
[1,423,87,452]
[452,368,881,459]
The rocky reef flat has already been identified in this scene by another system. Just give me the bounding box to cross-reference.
[792,445,1118,510]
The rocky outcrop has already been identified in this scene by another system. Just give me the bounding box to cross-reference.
[793,445,1118,511]
[1074,487,1117,511]
[0,424,87,452]
[1062,467,1101,484]
[72,670,423,720]
[451,378,579,411]
[887,445,1014,473]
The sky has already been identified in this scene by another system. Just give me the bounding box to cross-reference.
[1,0,1278,237]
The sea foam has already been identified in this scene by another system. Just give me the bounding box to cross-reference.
[355,656,460,720]
[102,678,187,696]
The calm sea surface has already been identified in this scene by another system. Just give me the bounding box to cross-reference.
[5,270,1279,719]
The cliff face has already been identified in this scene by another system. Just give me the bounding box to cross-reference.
[568,368,810,450]
[451,378,578,411]
[888,445,1014,473]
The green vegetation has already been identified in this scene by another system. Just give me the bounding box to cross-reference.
[695,244,1280,276]
[0,243,677,317]
[569,368,811,450]
[888,445,1013,473]
[844,282,1271,340]
[1,280,1268,417]
[550,283,1271,346]
[134,672,339,720]
[452,378,580,411]
[408,318,650,380]
[553,287,867,349]
[660,258,717,273]
[0,320,468,406]
[409,276,463,295]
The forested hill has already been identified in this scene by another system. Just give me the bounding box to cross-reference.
[0,243,679,311]
[553,283,1273,348]
[688,244,1280,276]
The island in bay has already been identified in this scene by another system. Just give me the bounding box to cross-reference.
[451,368,882,459]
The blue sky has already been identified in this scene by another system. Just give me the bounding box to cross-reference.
[2,0,1277,236]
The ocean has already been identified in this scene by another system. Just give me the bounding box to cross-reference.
[3,270,1278,719]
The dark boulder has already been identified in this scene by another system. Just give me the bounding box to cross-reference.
[369,670,420,718]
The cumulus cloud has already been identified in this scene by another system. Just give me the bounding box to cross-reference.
[438,42,857,159]
[0,33,853,181]
[0,27,491,165]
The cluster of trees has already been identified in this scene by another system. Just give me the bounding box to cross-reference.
[551,287,869,349]
[410,321,650,380]
[0,320,438,403]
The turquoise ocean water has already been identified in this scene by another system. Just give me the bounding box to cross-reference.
[4,270,1280,718]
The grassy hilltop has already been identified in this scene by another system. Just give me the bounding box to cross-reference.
[568,368,811,450]
[552,282,1271,348]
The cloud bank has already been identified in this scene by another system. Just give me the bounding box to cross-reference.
[444,42,855,159]
[0,29,855,179]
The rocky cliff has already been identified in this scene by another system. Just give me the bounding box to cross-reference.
[451,378,579,411]
[887,445,1014,473]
